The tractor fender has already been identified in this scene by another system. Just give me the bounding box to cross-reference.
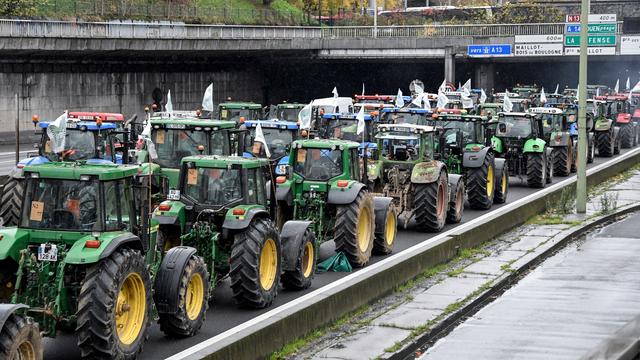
[447,174,463,202]
[66,233,144,265]
[411,161,445,184]
[494,158,507,179]
[491,136,503,153]
[548,133,571,147]
[222,207,269,230]
[523,138,546,153]
[0,304,28,331]
[99,233,145,260]
[373,196,393,227]
[152,201,186,229]
[594,119,612,132]
[327,182,366,205]
[276,184,293,205]
[153,246,198,314]
[462,147,491,168]
[280,220,314,272]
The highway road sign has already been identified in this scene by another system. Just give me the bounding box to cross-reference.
[565,23,616,34]
[467,44,512,57]
[514,43,563,56]
[565,35,616,47]
[621,36,640,55]
[515,34,563,43]
[566,14,616,23]
[565,47,616,56]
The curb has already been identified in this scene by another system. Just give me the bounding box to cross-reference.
[168,148,640,360]
[390,202,640,360]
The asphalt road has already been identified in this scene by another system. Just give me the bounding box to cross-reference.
[42,148,634,360]
[0,146,30,176]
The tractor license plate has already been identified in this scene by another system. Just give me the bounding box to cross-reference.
[167,189,181,200]
[277,164,287,175]
[37,244,58,262]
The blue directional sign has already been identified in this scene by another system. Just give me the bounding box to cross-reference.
[467,44,512,57]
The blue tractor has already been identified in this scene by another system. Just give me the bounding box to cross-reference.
[0,114,132,226]
[243,119,302,175]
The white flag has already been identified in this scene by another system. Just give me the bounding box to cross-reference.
[462,79,471,92]
[502,93,513,112]
[362,83,365,96]
[437,92,449,109]
[554,84,559,95]
[254,123,271,158]
[480,89,487,104]
[632,81,640,92]
[166,90,174,116]
[596,87,600,97]
[438,79,448,94]
[47,111,68,153]
[423,94,432,110]
[356,105,366,136]
[411,83,424,107]
[626,77,631,91]
[298,102,313,130]
[141,118,158,160]
[540,87,547,103]
[202,83,214,112]
[461,86,473,109]
[395,89,405,108]
[332,87,339,98]
[614,79,619,94]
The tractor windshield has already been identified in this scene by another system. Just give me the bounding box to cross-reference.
[541,114,564,136]
[153,129,222,168]
[21,178,101,231]
[437,121,476,144]
[378,133,421,161]
[42,130,105,162]
[381,112,428,125]
[184,167,242,205]
[276,108,301,121]
[327,120,371,142]
[495,116,532,138]
[249,127,293,159]
[294,148,343,181]
[220,108,261,122]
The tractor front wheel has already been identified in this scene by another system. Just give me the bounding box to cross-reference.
[0,178,23,227]
[373,202,397,255]
[77,248,152,359]
[553,146,571,177]
[446,179,464,224]
[281,227,317,290]
[546,152,554,184]
[620,124,634,148]
[0,314,42,360]
[414,171,448,232]
[466,153,495,210]
[596,129,615,157]
[230,218,281,308]
[494,163,509,204]
[526,153,546,188]
[335,191,375,267]
[587,136,595,163]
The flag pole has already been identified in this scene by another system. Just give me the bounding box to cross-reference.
[576,0,589,213]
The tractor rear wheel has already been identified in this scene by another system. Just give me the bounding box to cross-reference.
[0,178,23,227]
[373,203,397,255]
[230,218,281,308]
[77,248,152,359]
[335,191,375,267]
[620,124,634,148]
[546,152,554,184]
[466,153,495,210]
[493,163,509,204]
[596,129,615,157]
[281,227,317,290]
[0,314,42,360]
[446,179,464,224]
[414,171,448,232]
[158,255,209,337]
[553,146,571,177]
[587,136,595,163]
[526,153,546,188]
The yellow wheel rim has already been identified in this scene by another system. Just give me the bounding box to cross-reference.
[385,211,396,247]
[115,273,146,346]
[302,241,314,278]
[357,206,372,252]
[16,340,35,360]
[259,238,278,290]
[501,171,507,194]
[185,273,204,321]
[486,165,494,197]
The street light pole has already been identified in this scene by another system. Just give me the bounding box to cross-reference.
[576,0,589,213]
[373,0,378,38]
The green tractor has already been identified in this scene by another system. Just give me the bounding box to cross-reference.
[369,123,464,231]
[590,97,621,157]
[218,102,263,124]
[491,112,554,188]
[0,162,211,359]
[276,138,397,265]
[529,107,576,177]
[431,113,508,209]
[476,103,503,120]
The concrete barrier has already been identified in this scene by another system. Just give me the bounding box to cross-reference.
[168,148,640,360]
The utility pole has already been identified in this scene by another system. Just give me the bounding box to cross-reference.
[373,0,378,38]
[14,93,19,165]
[576,0,589,213]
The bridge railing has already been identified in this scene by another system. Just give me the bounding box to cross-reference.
[0,19,624,39]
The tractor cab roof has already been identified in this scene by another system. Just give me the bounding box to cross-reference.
[244,119,299,130]
[354,95,395,103]
[23,162,138,181]
[149,118,236,129]
[593,95,628,102]
[276,103,306,109]
[478,102,502,108]
[381,108,432,114]
[219,102,262,109]
[151,110,200,119]
[38,121,117,131]
[434,113,487,122]
[292,138,360,149]
[437,108,468,115]
[528,107,563,115]
[497,112,533,118]
[181,155,268,169]
[586,99,607,104]
[377,123,436,134]
[494,92,520,98]
[322,113,374,121]
[68,112,124,122]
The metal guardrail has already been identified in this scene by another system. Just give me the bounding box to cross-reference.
[0,19,625,39]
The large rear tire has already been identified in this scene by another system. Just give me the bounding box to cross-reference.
[546,152,554,184]
[446,179,464,224]
[281,228,317,290]
[466,153,495,210]
[0,177,23,227]
[0,314,42,360]
[596,129,615,157]
[414,171,448,232]
[230,218,281,308]
[553,146,571,177]
[373,203,397,255]
[493,162,509,204]
[335,191,375,267]
[77,248,152,360]
[526,153,546,188]
[620,124,634,148]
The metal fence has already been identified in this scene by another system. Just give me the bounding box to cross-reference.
[0,19,625,40]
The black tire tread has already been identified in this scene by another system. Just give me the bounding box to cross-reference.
[620,124,634,148]
[373,204,397,255]
[0,178,23,227]
[0,314,42,360]
[493,163,509,204]
[413,171,447,232]
[466,153,494,210]
[553,146,571,177]
[446,180,464,224]
[281,228,316,290]
[334,191,375,267]
[596,129,614,157]
[526,153,545,188]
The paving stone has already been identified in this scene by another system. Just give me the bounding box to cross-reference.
[506,235,550,251]
[313,325,411,359]
[414,274,492,303]
[525,226,563,237]
[493,250,526,263]
[410,293,463,310]
[614,190,640,201]
[509,250,543,270]
[373,306,441,329]
[463,258,510,276]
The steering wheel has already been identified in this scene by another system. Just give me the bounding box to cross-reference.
[52,209,78,229]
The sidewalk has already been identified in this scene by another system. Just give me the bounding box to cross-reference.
[284,168,640,360]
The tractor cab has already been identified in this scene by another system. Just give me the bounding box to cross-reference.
[353,94,395,105]
[218,102,263,124]
[430,113,487,154]
[477,103,503,120]
[269,103,306,121]
[244,119,301,175]
[529,107,568,140]
[496,96,531,113]
[375,124,437,164]
[493,112,545,144]
[594,95,632,124]
[320,112,375,143]
[353,103,395,119]
[380,108,432,126]
[512,85,539,99]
